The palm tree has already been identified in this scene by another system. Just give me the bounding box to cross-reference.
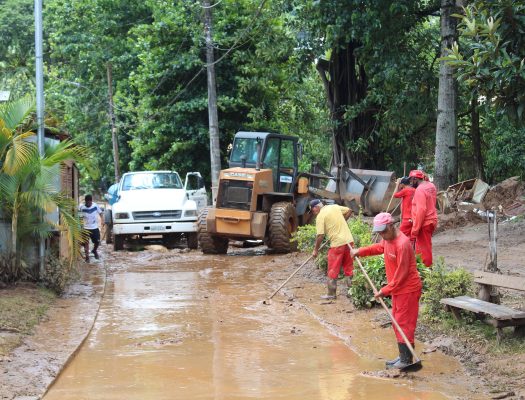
[0,96,93,281]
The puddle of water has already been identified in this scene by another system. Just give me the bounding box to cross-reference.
[44,253,475,400]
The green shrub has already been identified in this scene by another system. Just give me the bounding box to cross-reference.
[350,255,390,308]
[420,258,474,322]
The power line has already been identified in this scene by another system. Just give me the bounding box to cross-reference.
[204,0,269,68]
[200,0,223,8]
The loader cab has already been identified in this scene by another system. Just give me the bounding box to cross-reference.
[229,131,299,193]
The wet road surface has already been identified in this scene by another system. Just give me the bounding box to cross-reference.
[43,248,478,399]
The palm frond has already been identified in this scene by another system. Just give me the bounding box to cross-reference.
[3,140,38,175]
[0,96,35,131]
[43,140,97,178]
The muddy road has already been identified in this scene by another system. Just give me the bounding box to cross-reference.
[39,243,487,400]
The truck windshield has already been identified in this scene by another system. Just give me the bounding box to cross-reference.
[230,138,259,163]
[121,172,183,191]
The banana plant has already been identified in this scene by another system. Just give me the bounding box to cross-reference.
[0,96,94,282]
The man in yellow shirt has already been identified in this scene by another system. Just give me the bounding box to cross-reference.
[311,199,354,299]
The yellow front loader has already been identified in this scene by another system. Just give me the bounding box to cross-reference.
[198,131,398,254]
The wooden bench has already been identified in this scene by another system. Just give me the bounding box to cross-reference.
[440,271,525,342]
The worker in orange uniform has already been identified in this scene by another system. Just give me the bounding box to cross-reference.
[393,176,416,237]
[350,212,422,369]
[310,199,354,300]
[409,169,437,267]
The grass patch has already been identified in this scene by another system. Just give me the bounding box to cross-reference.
[0,285,56,355]
[423,312,525,355]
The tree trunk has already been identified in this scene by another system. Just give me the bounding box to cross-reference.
[106,62,121,183]
[434,0,459,190]
[203,0,221,204]
[470,96,485,180]
[10,191,19,272]
[316,41,376,170]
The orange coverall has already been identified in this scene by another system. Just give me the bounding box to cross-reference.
[410,181,437,267]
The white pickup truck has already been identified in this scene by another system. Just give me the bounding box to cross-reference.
[106,171,207,250]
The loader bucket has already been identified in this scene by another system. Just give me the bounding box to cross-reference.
[326,168,398,215]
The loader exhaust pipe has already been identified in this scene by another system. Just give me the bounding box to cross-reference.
[255,140,262,171]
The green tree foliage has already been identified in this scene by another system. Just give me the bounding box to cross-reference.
[44,0,328,189]
[446,1,525,124]
[442,1,525,181]
[45,0,152,189]
[0,0,35,97]
[284,0,441,173]
[126,0,319,180]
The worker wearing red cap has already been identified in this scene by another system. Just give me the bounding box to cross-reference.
[310,199,354,300]
[409,169,437,267]
[393,177,415,237]
[350,212,422,369]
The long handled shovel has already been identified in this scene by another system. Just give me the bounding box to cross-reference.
[348,244,422,372]
[262,241,328,305]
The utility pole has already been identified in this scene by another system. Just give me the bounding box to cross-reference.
[203,0,221,204]
[106,62,121,182]
[34,0,45,277]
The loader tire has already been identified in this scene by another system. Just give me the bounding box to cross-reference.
[187,232,198,250]
[198,208,229,254]
[267,202,298,253]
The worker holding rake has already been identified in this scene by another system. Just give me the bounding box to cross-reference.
[393,176,415,237]
[350,212,422,369]
[409,169,437,267]
[310,199,354,300]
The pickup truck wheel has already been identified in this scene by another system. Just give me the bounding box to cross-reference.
[187,232,198,249]
[113,234,125,251]
[105,224,113,244]
[267,202,298,254]
[198,208,228,254]
[162,234,179,249]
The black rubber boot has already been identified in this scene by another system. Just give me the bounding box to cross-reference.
[344,276,352,298]
[385,343,404,367]
[320,278,337,300]
[391,343,413,369]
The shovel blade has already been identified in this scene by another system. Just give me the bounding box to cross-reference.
[399,360,423,372]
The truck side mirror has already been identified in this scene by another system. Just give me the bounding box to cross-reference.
[297,143,303,160]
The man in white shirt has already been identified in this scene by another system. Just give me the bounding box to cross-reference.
[79,194,104,262]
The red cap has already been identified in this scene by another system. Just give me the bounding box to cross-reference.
[409,170,425,180]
